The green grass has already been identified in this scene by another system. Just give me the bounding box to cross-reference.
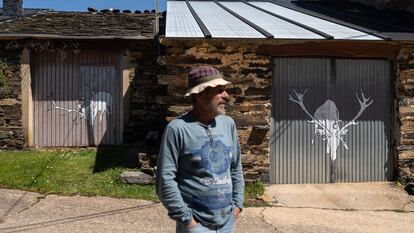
[245,180,265,199]
[0,148,266,205]
[0,149,157,201]
[244,180,267,207]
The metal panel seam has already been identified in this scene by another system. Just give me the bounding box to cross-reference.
[213,0,274,39]
[185,0,212,38]
[242,0,333,39]
[266,0,388,40]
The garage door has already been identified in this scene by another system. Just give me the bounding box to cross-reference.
[271,58,394,183]
[32,51,123,147]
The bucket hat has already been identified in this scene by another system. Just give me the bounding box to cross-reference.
[185,66,231,96]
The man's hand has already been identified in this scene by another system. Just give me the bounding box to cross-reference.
[187,218,198,228]
[233,207,242,218]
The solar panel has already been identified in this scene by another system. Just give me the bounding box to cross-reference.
[166,1,204,38]
[221,2,323,39]
[165,0,383,40]
[189,1,264,38]
[250,1,381,40]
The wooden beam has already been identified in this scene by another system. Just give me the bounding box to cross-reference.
[257,41,401,59]
[0,33,153,40]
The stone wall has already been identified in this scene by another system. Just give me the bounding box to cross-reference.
[397,43,414,184]
[123,40,168,143]
[0,39,163,149]
[158,39,272,182]
[2,36,412,185]
[0,42,24,148]
[158,38,414,184]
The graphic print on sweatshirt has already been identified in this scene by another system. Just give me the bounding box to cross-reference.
[191,139,232,174]
[190,138,233,210]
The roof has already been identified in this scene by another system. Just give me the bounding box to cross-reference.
[291,0,414,41]
[0,11,156,40]
[165,0,410,40]
[346,0,414,13]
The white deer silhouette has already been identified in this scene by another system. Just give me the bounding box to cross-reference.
[48,90,113,127]
[88,91,113,126]
[289,89,373,161]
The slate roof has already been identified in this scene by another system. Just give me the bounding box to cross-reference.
[0,11,156,40]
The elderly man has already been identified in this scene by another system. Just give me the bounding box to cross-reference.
[156,66,244,233]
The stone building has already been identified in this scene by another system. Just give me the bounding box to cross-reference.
[0,1,162,147]
[160,0,414,186]
[0,0,413,187]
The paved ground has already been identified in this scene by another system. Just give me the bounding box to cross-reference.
[1,182,413,233]
[265,182,414,211]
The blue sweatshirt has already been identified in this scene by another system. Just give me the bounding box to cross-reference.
[156,113,244,228]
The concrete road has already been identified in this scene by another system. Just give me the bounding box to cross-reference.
[0,182,413,233]
[0,190,274,233]
[262,182,414,233]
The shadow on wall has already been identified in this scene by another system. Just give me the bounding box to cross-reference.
[94,41,167,174]
[93,144,158,174]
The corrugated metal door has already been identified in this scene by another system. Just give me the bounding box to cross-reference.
[271,58,393,184]
[32,51,122,147]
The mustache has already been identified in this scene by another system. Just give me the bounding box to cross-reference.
[220,96,230,104]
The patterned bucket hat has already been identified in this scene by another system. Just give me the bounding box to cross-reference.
[185,66,231,96]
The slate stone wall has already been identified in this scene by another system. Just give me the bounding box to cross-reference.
[0,39,163,149]
[123,40,168,143]
[158,38,414,184]
[158,39,272,182]
[2,36,413,185]
[0,42,24,148]
[397,43,414,184]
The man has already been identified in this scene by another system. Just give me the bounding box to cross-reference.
[156,66,244,233]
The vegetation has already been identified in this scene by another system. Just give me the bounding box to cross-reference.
[244,180,268,207]
[0,149,267,205]
[245,180,265,199]
[0,149,157,201]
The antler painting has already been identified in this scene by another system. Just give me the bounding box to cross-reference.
[289,89,373,162]
[47,86,113,128]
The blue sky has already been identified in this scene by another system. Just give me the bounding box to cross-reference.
[1,0,167,12]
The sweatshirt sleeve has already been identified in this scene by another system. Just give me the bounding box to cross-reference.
[230,121,244,209]
[156,125,193,224]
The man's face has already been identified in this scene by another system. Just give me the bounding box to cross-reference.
[198,86,229,116]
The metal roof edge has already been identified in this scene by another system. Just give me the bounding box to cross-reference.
[160,36,397,44]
